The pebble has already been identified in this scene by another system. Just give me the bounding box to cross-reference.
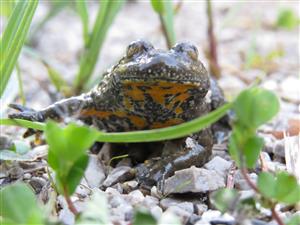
[84,155,106,188]
[151,186,162,199]
[150,205,163,220]
[102,166,135,188]
[8,166,24,179]
[165,205,192,224]
[235,172,258,190]
[29,177,47,194]
[160,197,184,210]
[265,161,286,172]
[142,195,159,208]
[279,76,300,103]
[195,204,208,215]
[196,210,235,225]
[125,190,145,206]
[23,173,32,180]
[164,166,225,194]
[204,156,232,177]
[0,135,13,149]
[176,202,194,214]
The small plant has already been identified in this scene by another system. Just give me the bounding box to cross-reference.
[212,87,300,225]
[0,182,44,224]
[45,121,99,214]
[276,8,299,30]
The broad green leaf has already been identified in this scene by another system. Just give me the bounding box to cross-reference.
[151,0,164,13]
[258,171,300,205]
[65,155,89,194]
[275,172,300,204]
[1,102,232,143]
[287,215,300,225]
[133,209,157,225]
[233,87,280,128]
[45,121,99,195]
[0,0,38,97]
[0,182,44,224]
[258,172,276,199]
[276,8,299,30]
[211,188,239,213]
[243,135,264,168]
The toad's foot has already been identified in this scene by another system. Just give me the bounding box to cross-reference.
[135,133,212,192]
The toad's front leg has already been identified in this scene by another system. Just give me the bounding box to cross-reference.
[136,128,213,191]
[9,94,94,122]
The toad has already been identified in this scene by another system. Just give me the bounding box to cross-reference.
[9,40,226,188]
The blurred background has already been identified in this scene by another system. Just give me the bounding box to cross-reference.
[1,0,299,117]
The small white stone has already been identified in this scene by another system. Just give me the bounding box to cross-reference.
[142,195,159,208]
[164,166,225,193]
[124,190,145,206]
[204,156,232,177]
[165,206,192,224]
[84,155,106,188]
[195,204,208,215]
[150,205,163,220]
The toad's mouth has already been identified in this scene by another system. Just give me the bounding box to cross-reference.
[119,73,206,87]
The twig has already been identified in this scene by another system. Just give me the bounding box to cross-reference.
[206,0,221,78]
[63,186,78,215]
[259,153,268,172]
[240,167,259,193]
[271,206,285,225]
[226,163,236,188]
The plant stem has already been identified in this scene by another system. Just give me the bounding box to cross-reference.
[241,168,285,225]
[241,167,259,193]
[271,206,285,225]
[63,186,78,215]
[159,14,172,49]
[206,0,221,78]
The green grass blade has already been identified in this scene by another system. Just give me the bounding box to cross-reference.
[74,0,125,93]
[0,0,39,97]
[162,1,176,47]
[0,102,231,143]
[151,0,176,48]
[43,61,72,97]
[16,63,25,105]
[76,0,89,46]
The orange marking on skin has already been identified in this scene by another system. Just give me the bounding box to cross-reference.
[150,118,184,129]
[80,109,146,129]
[123,81,196,112]
[175,107,183,114]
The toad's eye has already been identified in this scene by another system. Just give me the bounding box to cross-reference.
[172,42,199,61]
[126,40,154,58]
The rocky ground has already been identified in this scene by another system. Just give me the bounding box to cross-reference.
[1,1,299,225]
